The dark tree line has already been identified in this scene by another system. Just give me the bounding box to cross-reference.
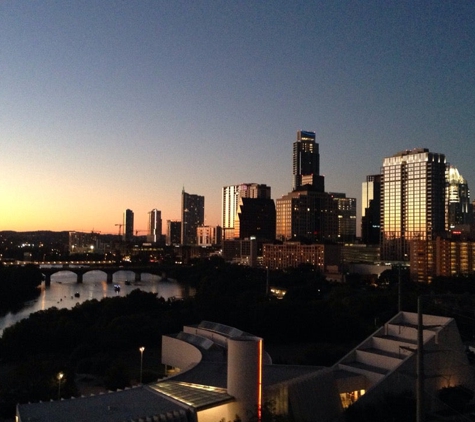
[0,264,43,314]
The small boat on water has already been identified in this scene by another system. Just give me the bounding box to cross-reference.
[114,284,121,292]
[124,280,131,286]
[74,292,80,298]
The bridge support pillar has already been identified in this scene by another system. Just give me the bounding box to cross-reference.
[77,273,83,284]
[135,272,141,282]
[107,273,113,284]
[44,274,51,287]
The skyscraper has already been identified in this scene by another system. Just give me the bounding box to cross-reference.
[221,183,271,240]
[181,189,205,245]
[446,166,472,230]
[123,209,134,242]
[276,130,339,243]
[381,149,446,261]
[293,130,324,192]
[361,174,381,245]
[148,209,162,243]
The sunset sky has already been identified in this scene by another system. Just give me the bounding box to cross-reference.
[1,1,474,234]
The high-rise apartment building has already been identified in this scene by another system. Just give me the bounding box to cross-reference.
[166,220,181,246]
[148,209,162,243]
[221,183,271,240]
[123,209,134,242]
[293,130,324,192]
[181,189,205,245]
[381,149,446,261]
[361,174,381,245]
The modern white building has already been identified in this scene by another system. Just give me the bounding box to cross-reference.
[17,313,474,422]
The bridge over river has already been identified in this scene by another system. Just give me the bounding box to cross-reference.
[40,264,169,286]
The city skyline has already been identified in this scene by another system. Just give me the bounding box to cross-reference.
[1,2,474,233]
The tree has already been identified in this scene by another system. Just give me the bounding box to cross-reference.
[438,385,474,414]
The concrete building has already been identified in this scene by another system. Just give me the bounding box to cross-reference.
[181,189,204,245]
[381,149,446,261]
[17,313,473,421]
[197,226,217,247]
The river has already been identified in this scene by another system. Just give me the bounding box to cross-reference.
[0,269,195,336]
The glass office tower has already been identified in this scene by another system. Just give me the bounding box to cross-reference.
[292,130,324,192]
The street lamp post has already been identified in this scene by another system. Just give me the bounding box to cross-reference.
[139,347,145,384]
[57,372,64,400]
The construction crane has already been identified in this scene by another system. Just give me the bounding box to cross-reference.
[135,230,148,242]
[115,224,123,240]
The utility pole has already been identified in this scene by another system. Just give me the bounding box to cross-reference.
[417,295,424,422]
[398,265,402,313]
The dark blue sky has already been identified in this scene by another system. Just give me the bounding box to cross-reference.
[1,1,474,232]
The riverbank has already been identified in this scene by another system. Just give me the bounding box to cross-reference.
[0,272,192,336]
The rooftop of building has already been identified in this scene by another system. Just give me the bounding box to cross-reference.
[17,385,192,422]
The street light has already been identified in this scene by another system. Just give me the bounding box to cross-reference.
[139,347,145,384]
[57,372,64,400]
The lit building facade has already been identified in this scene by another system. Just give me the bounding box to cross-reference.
[148,209,162,243]
[276,188,338,243]
[123,209,134,242]
[361,174,381,245]
[69,231,99,254]
[446,166,472,231]
[293,130,324,191]
[222,183,271,240]
[181,189,205,245]
[262,242,325,270]
[197,226,217,247]
[381,149,446,261]
[410,237,475,283]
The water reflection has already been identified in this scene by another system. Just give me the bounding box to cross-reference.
[0,270,194,336]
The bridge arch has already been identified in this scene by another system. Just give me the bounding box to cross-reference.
[40,267,163,286]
